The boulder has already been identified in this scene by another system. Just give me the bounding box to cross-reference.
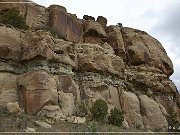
[35,121,52,128]
[7,102,21,116]
[139,95,168,131]
[58,75,80,104]
[25,3,48,29]
[37,105,63,118]
[58,91,76,116]
[17,71,58,115]
[122,119,130,129]
[122,27,173,76]
[48,5,83,43]
[73,117,86,124]
[122,91,144,129]
[96,16,107,28]
[0,73,18,106]
[25,127,36,132]
[0,26,23,62]
[127,45,151,65]
[83,20,107,44]
[106,26,125,58]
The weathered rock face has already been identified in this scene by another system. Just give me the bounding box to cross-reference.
[17,71,58,115]
[48,5,83,43]
[139,95,168,131]
[122,27,173,76]
[0,1,179,131]
[122,91,144,129]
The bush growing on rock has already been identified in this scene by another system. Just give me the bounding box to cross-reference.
[90,99,108,122]
[108,107,124,127]
[0,8,28,29]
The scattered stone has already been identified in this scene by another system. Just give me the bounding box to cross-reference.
[24,127,36,132]
[53,114,68,122]
[73,117,86,124]
[35,121,52,129]
[7,102,21,116]
[37,105,62,118]
[67,116,76,123]
[122,119,129,129]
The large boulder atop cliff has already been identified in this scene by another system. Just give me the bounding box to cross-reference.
[48,5,83,43]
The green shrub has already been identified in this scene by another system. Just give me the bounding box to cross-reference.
[90,99,108,122]
[77,101,89,117]
[0,8,28,29]
[108,107,124,127]
[167,108,180,132]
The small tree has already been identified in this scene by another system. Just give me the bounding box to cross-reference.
[90,99,108,122]
[1,8,28,29]
[108,107,124,127]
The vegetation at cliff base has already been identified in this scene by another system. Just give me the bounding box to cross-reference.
[108,107,124,127]
[90,99,108,122]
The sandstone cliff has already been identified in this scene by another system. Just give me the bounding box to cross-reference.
[0,0,179,131]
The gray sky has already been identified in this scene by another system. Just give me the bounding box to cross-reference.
[33,0,180,91]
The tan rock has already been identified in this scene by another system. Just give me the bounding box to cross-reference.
[122,91,144,129]
[100,42,114,55]
[37,105,62,118]
[0,73,18,106]
[35,121,52,128]
[25,127,36,132]
[109,86,121,109]
[7,102,21,116]
[58,91,75,116]
[127,45,151,65]
[76,43,124,76]
[48,5,83,43]
[17,71,58,115]
[159,104,168,116]
[58,75,80,104]
[122,119,130,129]
[0,26,23,62]
[73,117,86,124]
[21,43,54,61]
[122,27,173,76]
[83,20,107,44]
[106,25,125,58]
[96,16,107,28]
[139,95,168,131]
[25,3,48,29]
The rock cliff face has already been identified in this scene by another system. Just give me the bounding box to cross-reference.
[0,0,179,131]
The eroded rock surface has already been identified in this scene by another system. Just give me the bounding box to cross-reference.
[0,0,179,131]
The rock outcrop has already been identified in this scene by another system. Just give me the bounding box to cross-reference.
[0,0,179,132]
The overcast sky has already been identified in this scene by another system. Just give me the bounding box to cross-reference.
[33,0,180,91]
